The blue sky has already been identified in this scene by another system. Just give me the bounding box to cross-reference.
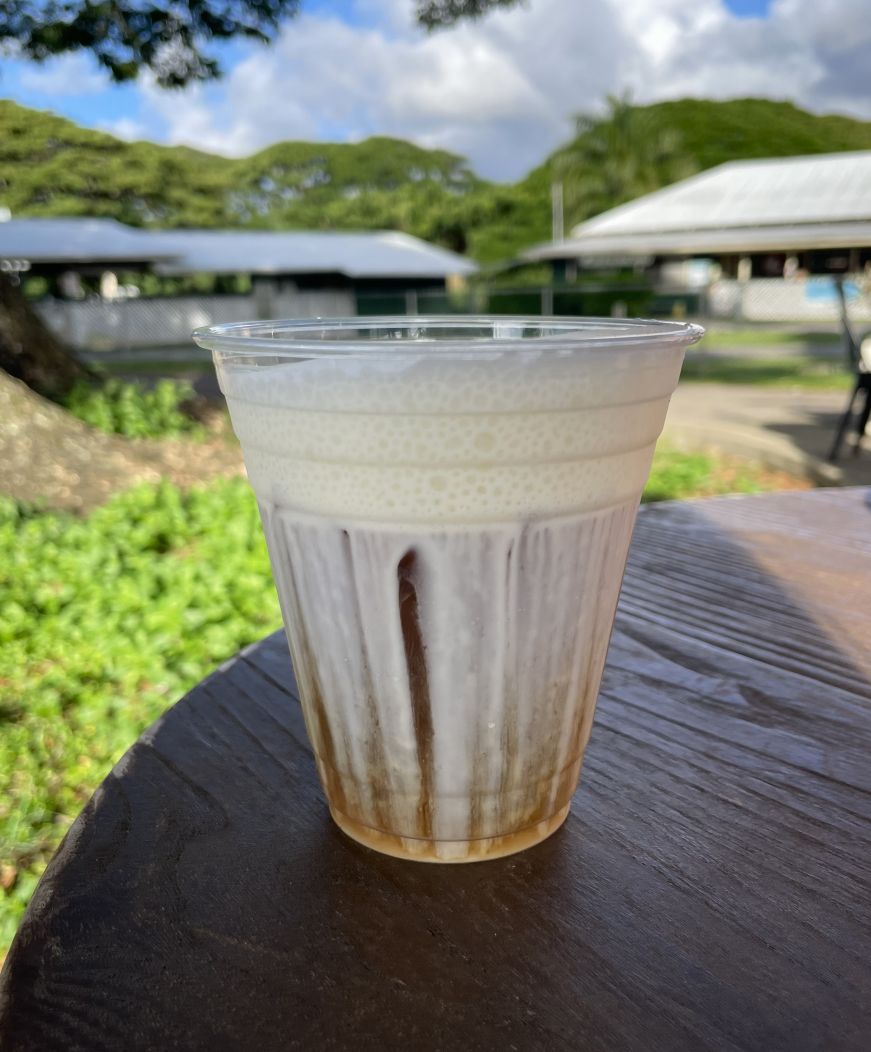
[724,0,771,14]
[0,0,868,180]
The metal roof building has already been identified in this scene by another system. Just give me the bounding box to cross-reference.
[526,151,871,267]
[149,229,476,279]
[0,217,475,281]
[0,217,175,268]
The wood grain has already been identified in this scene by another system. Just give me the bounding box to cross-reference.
[1,488,869,1051]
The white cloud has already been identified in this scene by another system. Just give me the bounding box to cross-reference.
[771,0,871,113]
[622,0,871,118]
[99,117,148,142]
[18,52,106,96]
[124,0,871,180]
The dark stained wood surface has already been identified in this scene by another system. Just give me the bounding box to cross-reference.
[2,488,870,1052]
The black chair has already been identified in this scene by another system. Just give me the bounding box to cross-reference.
[828,277,871,462]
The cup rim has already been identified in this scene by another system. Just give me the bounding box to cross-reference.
[193,315,704,359]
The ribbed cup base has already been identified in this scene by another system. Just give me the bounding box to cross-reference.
[261,500,639,857]
[330,802,572,863]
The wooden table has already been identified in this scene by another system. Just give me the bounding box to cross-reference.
[2,488,870,1052]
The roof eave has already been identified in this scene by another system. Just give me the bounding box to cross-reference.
[524,224,871,261]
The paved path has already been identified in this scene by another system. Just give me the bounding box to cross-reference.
[665,383,869,487]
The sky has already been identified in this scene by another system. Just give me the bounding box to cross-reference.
[1,0,869,181]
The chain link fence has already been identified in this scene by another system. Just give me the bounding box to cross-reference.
[35,289,355,352]
[33,276,871,354]
[708,278,871,323]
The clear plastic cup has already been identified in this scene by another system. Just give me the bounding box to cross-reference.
[194,317,703,862]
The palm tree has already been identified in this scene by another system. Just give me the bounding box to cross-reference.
[556,93,697,228]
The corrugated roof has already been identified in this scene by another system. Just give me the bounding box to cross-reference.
[150,229,476,278]
[0,218,476,277]
[577,151,871,235]
[0,217,175,263]
[525,151,871,262]
[527,222,871,262]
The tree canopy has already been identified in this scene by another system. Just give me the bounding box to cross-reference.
[0,0,519,87]
[555,93,697,226]
[416,0,521,29]
[4,97,871,265]
[0,99,549,262]
[1,1,305,86]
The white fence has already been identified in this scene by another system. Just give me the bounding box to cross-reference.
[35,289,355,351]
[708,277,871,323]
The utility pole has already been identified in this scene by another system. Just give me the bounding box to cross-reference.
[551,181,564,241]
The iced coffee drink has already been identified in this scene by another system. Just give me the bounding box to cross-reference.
[195,318,702,862]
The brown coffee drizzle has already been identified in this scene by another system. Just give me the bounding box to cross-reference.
[468,534,514,841]
[275,518,351,820]
[497,538,520,829]
[296,628,349,819]
[263,500,638,861]
[397,550,435,839]
[340,528,389,833]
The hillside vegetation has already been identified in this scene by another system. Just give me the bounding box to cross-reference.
[2,97,871,262]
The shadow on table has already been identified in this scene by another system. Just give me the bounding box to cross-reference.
[2,497,870,1052]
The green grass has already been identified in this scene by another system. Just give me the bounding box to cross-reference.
[0,450,802,951]
[680,356,851,390]
[699,329,841,348]
[643,447,790,502]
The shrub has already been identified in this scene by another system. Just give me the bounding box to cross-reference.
[62,378,203,439]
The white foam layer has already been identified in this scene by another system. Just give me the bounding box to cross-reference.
[221,347,683,521]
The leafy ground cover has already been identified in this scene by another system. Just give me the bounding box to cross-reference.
[62,378,204,438]
[0,479,280,950]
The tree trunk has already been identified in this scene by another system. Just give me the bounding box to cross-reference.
[0,273,95,400]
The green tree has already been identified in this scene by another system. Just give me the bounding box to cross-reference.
[416,0,521,28]
[556,93,697,227]
[1,1,303,87]
[1,1,515,85]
